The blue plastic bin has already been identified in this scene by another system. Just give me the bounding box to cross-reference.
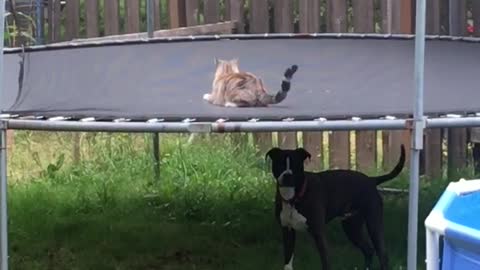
[425,179,480,270]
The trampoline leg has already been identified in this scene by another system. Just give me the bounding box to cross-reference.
[408,0,426,269]
[152,133,160,181]
[0,129,8,270]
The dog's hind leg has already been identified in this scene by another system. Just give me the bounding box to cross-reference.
[365,201,389,270]
[341,215,375,269]
[282,227,296,270]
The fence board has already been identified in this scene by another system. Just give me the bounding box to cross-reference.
[125,1,140,33]
[47,0,61,42]
[449,0,466,36]
[65,0,80,40]
[274,0,293,33]
[326,0,348,169]
[104,0,120,35]
[303,132,323,171]
[329,132,350,169]
[427,0,441,34]
[381,0,412,171]
[400,0,413,34]
[473,0,480,37]
[299,0,321,171]
[169,0,186,28]
[154,0,162,29]
[356,131,376,172]
[85,0,99,38]
[423,2,442,179]
[250,0,270,152]
[204,0,220,24]
[440,0,449,34]
[274,0,295,149]
[448,128,467,178]
[278,132,298,149]
[250,0,269,33]
[425,129,442,180]
[446,0,467,177]
[227,0,245,33]
[380,0,391,33]
[186,0,199,26]
[352,0,373,33]
[383,131,411,169]
[327,0,347,32]
[299,0,320,33]
[352,0,375,171]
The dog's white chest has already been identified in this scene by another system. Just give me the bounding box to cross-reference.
[280,202,308,231]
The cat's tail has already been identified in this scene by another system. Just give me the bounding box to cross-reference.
[259,65,298,105]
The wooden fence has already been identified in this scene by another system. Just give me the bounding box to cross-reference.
[9,0,480,179]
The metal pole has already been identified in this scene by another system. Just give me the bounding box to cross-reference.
[146,0,154,38]
[0,0,8,268]
[0,130,7,270]
[35,0,43,44]
[408,0,426,269]
[153,133,160,181]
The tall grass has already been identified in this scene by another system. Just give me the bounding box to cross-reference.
[5,131,460,269]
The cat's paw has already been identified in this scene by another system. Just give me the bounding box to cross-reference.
[203,93,212,101]
[284,265,293,270]
[224,102,238,108]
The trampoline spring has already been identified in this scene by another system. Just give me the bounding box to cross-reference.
[351,117,361,121]
[113,118,130,123]
[147,118,164,123]
[80,117,96,122]
[182,118,196,123]
[48,116,71,121]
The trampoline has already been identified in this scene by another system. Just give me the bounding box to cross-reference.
[0,1,479,269]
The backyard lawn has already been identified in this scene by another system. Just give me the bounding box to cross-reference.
[5,131,457,270]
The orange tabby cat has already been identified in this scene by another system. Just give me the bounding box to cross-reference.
[203,58,298,107]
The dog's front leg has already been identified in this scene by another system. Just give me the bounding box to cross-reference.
[282,227,296,270]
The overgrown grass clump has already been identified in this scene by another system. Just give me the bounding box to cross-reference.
[5,131,455,269]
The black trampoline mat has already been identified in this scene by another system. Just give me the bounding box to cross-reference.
[2,36,480,121]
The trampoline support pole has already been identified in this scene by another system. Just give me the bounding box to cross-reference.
[153,133,160,182]
[0,0,8,269]
[408,0,426,269]
[0,129,7,270]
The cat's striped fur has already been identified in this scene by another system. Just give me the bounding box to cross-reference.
[203,58,298,107]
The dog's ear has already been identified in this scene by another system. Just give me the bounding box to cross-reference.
[265,147,282,162]
[295,148,311,161]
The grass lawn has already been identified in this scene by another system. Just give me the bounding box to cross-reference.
[5,131,459,270]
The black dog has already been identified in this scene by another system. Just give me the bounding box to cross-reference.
[265,145,405,270]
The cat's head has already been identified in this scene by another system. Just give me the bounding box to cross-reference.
[214,58,240,76]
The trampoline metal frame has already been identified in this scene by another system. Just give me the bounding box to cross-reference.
[0,0,476,269]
